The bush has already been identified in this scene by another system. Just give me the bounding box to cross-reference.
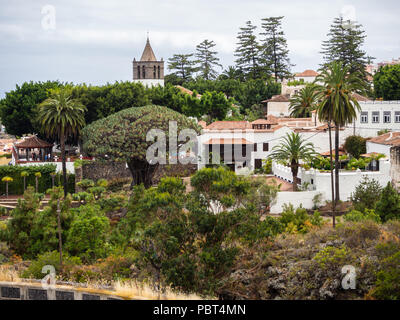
[350,176,382,212]
[371,251,400,300]
[375,183,400,222]
[343,209,381,223]
[313,244,353,270]
[279,204,322,234]
[21,251,81,280]
[107,178,131,192]
[344,135,366,158]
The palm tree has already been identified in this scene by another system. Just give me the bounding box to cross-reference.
[2,176,13,198]
[38,88,87,197]
[315,61,366,208]
[34,172,41,193]
[21,171,28,191]
[270,132,317,191]
[289,84,318,118]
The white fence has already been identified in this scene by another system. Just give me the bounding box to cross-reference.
[270,190,326,214]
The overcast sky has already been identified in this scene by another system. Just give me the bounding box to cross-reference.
[0,0,399,98]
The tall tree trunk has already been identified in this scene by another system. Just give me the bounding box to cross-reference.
[127,159,159,189]
[23,177,26,191]
[57,199,63,266]
[61,133,68,197]
[291,160,299,191]
[6,182,8,198]
[335,124,340,205]
[328,122,336,228]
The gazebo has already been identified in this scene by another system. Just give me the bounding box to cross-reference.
[13,135,53,162]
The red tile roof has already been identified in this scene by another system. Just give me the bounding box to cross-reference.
[206,121,252,130]
[262,95,290,103]
[368,132,400,146]
[352,93,371,102]
[295,70,319,77]
[198,120,207,129]
[251,119,277,125]
[204,138,254,145]
[175,85,201,98]
[14,136,53,149]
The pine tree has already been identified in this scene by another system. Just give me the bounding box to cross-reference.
[260,16,292,81]
[167,54,197,82]
[321,16,374,81]
[234,21,261,80]
[195,40,222,80]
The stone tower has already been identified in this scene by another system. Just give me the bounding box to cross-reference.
[132,37,164,87]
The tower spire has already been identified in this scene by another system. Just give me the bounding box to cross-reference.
[140,33,157,61]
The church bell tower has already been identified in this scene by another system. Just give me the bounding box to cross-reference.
[132,36,164,87]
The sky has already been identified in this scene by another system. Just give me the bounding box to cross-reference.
[0,0,399,98]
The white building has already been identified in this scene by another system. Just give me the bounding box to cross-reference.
[293,69,319,83]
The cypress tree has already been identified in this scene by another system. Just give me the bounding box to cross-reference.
[260,16,292,81]
[195,39,222,80]
[167,54,198,82]
[321,16,374,82]
[234,21,261,80]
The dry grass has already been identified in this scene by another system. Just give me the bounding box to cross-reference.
[0,265,20,282]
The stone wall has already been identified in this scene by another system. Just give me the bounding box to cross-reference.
[0,281,125,300]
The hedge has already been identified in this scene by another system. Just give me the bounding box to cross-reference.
[0,164,75,195]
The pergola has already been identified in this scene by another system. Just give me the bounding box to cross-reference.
[14,136,53,162]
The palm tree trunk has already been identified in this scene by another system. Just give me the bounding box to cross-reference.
[35,177,38,193]
[291,160,299,191]
[328,122,335,228]
[335,124,340,205]
[61,132,68,197]
[6,182,8,198]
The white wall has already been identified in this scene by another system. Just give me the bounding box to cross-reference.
[270,190,326,214]
[349,101,400,137]
[366,142,391,158]
[298,127,354,153]
[133,79,164,87]
[267,102,290,117]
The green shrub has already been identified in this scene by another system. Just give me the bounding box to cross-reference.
[350,176,383,212]
[343,209,381,223]
[344,135,366,158]
[107,178,131,192]
[76,179,94,191]
[371,251,400,300]
[375,183,400,222]
[279,204,321,234]
[21,251,82,280]
[313,244,353,270]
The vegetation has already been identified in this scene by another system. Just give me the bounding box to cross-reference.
[38,87,87,196]
[195,39,222,80]
[82,105,201,188]
[344,135,367,158]
[375,182,400,222]
[289,84,318,118]
[270,132,316,191]
[374,64,400,100]
[350,176,383,212]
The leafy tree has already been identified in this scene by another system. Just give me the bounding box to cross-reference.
[344,135,366,158]
[66,204,110,262]
[235,21,261,79]
[289,84,318,118]
[375,182,400,222]
[38,87,87,196]
[0,81,62,137]
[315,61,366,204]
[270,132,317,191]
[218,66,244,81]
[374,65,400,100]
[260,16,292,81]
[350,176,383,212]
[167,54,198,82]
[195,39,222,80]
[82,105,201,188]
[321,16,373,84]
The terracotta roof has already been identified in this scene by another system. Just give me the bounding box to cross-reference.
[266,115,279,124]
[368,132,400,146]
[295,70,319,77]
[175,85,201,98]
[206,121,252,130]
[198,120,207,129]
[14,136,53,149]
[204,138,253,145]
[360,152,385,158]
[251,119,276,125]
[140,37,157,61]
[320,149,345,156]
[262,95,290,103]
[352,93,371,102]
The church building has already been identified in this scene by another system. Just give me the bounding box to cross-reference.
[132,37,164,87]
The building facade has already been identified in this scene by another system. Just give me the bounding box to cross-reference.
[132,37,164,87]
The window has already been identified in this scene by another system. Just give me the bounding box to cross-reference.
[360,112,368,123]
[158,66,161,79]
[153,66,156,78]
[263,143,269,152]
[142,66,146,78]
[253,143,257,152]
[255,159,262,169]
[137,66,141,79]
[372,111,379,123]
[384,111,391,123]
[395,111,400,123]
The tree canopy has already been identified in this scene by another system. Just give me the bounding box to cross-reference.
[81,105,201,187]
[374,65,400,100]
